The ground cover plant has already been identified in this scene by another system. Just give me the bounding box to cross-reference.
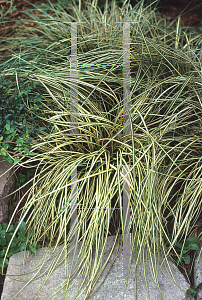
[0,75,55,164]
[0,0,202,299]
[0,221,40,269]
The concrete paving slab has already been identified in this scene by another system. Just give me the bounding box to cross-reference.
[194,250,202,300]
[2,234,192,300]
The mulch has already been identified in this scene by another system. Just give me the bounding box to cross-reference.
[0,0,47,37]
[0,0,201,38]
[158,0,202,29]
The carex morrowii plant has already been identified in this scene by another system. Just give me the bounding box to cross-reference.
[1,0,202,298]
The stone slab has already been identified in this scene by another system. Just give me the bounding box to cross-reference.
[0,159,16,223]
[2,235,192,300]
[194,250,202,300]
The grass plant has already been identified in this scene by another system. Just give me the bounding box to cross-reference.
[0,0,202,298]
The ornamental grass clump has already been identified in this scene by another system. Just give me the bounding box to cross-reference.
[0,0,202,298]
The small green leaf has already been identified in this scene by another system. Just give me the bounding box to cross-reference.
[7,246,20,257]
[29,152,36,156]
[18,221,26,233]
[14,157,20,164]
[0,249,5,257]
[0,229,6,238]
[18,231,26,241]
[187,244,200,251]
[10,240,18,248]
[28,245,36,256]
[0,258,8,269]
[186,288,196,297]
[185,237,198,246]
[0,148,7,156]
[18,174,26,183]
[16,138,24,145]
[6,123,10,131]
[2,224,8,230]
[7,225,14,233]
[5,232,18,242]
[0,239,6,246]
[175,242,183,249]
[20,242,26,252]
[25,148,30,154]
[195,282,202,291]
[183,255,190,265]
[196,282,202,290]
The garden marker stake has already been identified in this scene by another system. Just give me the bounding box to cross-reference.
[68,20,137,289]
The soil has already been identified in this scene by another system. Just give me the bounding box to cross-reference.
[157,0,202,29]
[0,0,202,298]
[0,0,201,38]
